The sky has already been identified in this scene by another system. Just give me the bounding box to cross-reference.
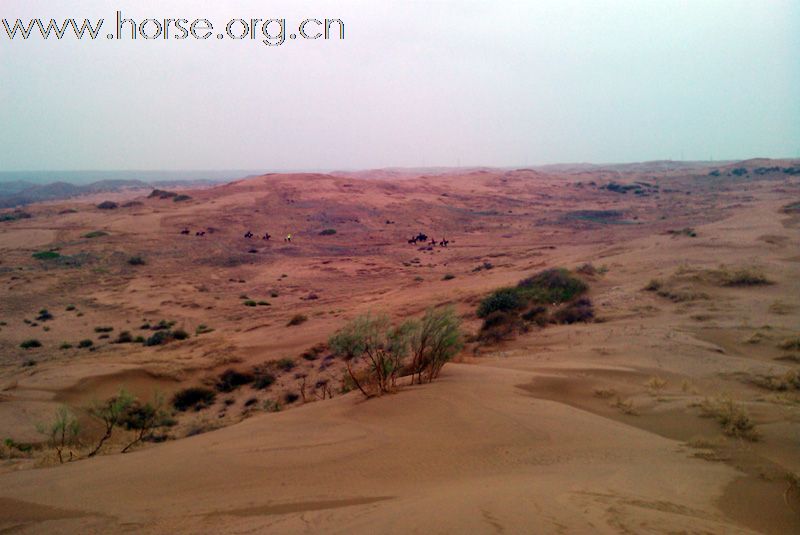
[0,0,798,172]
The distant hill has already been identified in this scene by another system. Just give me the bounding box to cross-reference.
[0,178,224,208]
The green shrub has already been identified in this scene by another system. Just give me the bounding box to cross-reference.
[94,326,114,333]
[517,268,587,303]
[276,357,296,371]
[551,298,594,324]
[172,387,216,412]
[215,369,255,393]
[32,251,60,260]
[144,331,170,346]
[36,309,53,321]
[20,339,42,349]
[59,342,73,350]
[319,228,337,236]
[172,329,189,340]
[128,256,146,266]
[287,314,307,326]
[83,231,108,239]
[243,300,257,307]
[477,287,525,318]
[252,370,276,390]
[78,339,93,348]
[115,331,133,344]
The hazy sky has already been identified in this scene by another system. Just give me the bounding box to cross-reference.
[1,0,798,171]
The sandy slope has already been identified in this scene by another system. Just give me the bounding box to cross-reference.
[0,364,755,534]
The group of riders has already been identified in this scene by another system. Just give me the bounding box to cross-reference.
[180,228,448,247]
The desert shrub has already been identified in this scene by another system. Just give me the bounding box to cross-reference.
[97,201,118,210]
[257,300,270,306]
[87,390,134,456]
[442,273,456,281]
[134,336,145,343]
[406,307,463,384]
[20,339,41,349]
[171,329,189,340]
[36,309,53,321]
[252,369,276,390]
[172,387,216,412]
[284,392,300,404]
[65,304,76,311]
[778,337,800,351]
[780,201,800,214]
[32,251,60,260]
[144,331,171,346]
[243,300,257,307]
[115,331,133,344]
[643,279,663,291]
[118,395,174,453]
[698,396,759,441]
[521,305,548,325]
[329,313,413,396]
[517,268,587,303]
[59,342,73,350]
[715,267,771,286]
[0,210,32,222]
[750,370,800,391]
[319,228,337,235]
[287,314,307,326]
[83,231,108,239]
[148,189,177,199]
[172,194,191,202]
[215,369,255,393]
[575,263,598,275]
[22,358,36,367]
[94,326,114,333]
[478,311,520,343]
[128,256,146,266]
[195,324,213,335]
[551,297,594,324]
[477,287,525,318]
[37,406,80,463]
[276,357,296,372]
[78,339,93,348]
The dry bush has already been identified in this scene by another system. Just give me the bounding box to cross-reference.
[749,370,800,392]
[697,396,759,441]
[287,314,307,326]
[172,386,216,412]
[611,396,638,415]
[215,369,255,393]
[593,388,617,399]
[645,376,667,392]
[551,297,594,324]
[778,337,800,351]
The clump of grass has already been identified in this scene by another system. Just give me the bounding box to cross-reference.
[115,331,133,343]
[20,339,42,349]
[276,357,296,372]
[195,324,214,335]
[697,396,759,441]
[593,388,617,399]
[172,387,216,412]
[83,231,108,239]
[778,337,800,351]
[215,369,255,393]
[252,369,276,390]
[611,396,638,415]
[750,370,800,392]
[32,251,60,260]
[714,267,771,287]
[645,376,667,392]
[643,279,663,292]
[287,314,307,326]
[551,298,594,324]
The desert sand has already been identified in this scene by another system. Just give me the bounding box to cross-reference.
[0,161,798,533]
